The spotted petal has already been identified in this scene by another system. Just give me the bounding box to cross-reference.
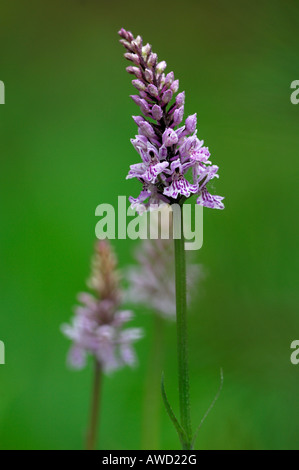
[197,187,225,210]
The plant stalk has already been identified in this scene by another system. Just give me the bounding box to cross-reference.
[174,205,192,449]
[86,360,102,451]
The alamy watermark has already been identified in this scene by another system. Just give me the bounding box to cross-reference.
[290,80,299,105]
[0,340,5,365]
[95,197,203,251]
[290,340,299,365]
[0,81,5,104]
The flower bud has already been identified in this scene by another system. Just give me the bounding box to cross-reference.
[165,72,174,86]
[176,91,185,107]
[135,35,143,47]
[124,53,140,65]
[132,116,146,126]
[147,84,159,98]
[132,79,146,91]
[163,128,178,147]
[185,113,197,134]
[144,68,153,82]
[173,106,184,126]
[159,74,165,88]
[157,61,167,74]
[120,39,134,51]
[131,95,142,106]
[139,99,151,116]
[139,121,156,139]
[162,89,173,104]
[170,79,179,93]
[131,41,140,53]
[148,53,157,67]
[152,104,163,121]
[126,66,142,79]
[118,28,133,41]
[142,43,152,59]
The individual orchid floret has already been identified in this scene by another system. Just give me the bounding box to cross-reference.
[164,160,198,199]
[196,188,225,210]
[127,147,168,184]
[61,240,143,373]
[119,28,224,212]
[180,135,211,165]
[163,128,179,147]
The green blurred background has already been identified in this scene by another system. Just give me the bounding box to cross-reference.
[0,0,299,450]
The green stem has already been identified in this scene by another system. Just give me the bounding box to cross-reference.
[86,360,102,451]
[142,314,165,450]
[174,205,192,449]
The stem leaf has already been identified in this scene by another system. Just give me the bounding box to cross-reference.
[161,373,189,448]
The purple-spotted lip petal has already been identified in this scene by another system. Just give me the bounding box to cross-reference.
[164,174,198,199]
[142,161,169,183]
[197,187,225,210]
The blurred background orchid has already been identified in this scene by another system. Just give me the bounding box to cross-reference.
[62,240,143,449]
